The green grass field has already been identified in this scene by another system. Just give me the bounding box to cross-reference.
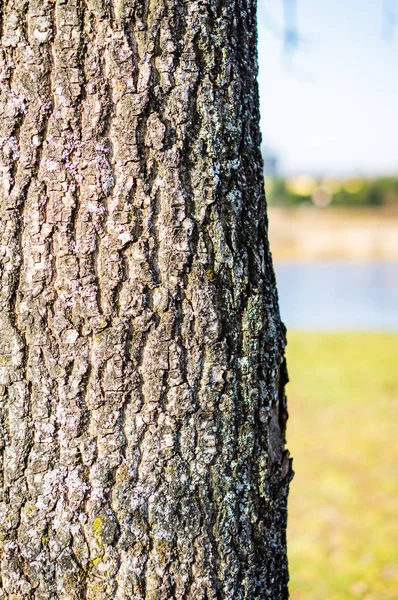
[286,332,398,600]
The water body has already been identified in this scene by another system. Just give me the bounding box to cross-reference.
[274,261,398,331]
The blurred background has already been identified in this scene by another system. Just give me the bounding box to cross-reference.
[258,2,398,599]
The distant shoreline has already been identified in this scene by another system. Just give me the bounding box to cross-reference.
[268,207,398,261]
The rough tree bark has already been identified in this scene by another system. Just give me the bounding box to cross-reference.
[0,0,292,598]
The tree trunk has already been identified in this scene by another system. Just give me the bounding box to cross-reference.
[0,0,292,598]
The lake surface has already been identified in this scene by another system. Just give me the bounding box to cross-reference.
[274,261,398,331]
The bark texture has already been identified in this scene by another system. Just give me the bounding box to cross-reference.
[0,0,292,598]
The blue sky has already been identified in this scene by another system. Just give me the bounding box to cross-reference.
[257,0,398,176]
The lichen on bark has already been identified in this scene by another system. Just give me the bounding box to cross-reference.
[0,0,292,598]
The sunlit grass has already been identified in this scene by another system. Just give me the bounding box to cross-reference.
[286,332,398,600]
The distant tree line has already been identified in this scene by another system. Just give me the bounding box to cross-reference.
[265,175,398,208]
